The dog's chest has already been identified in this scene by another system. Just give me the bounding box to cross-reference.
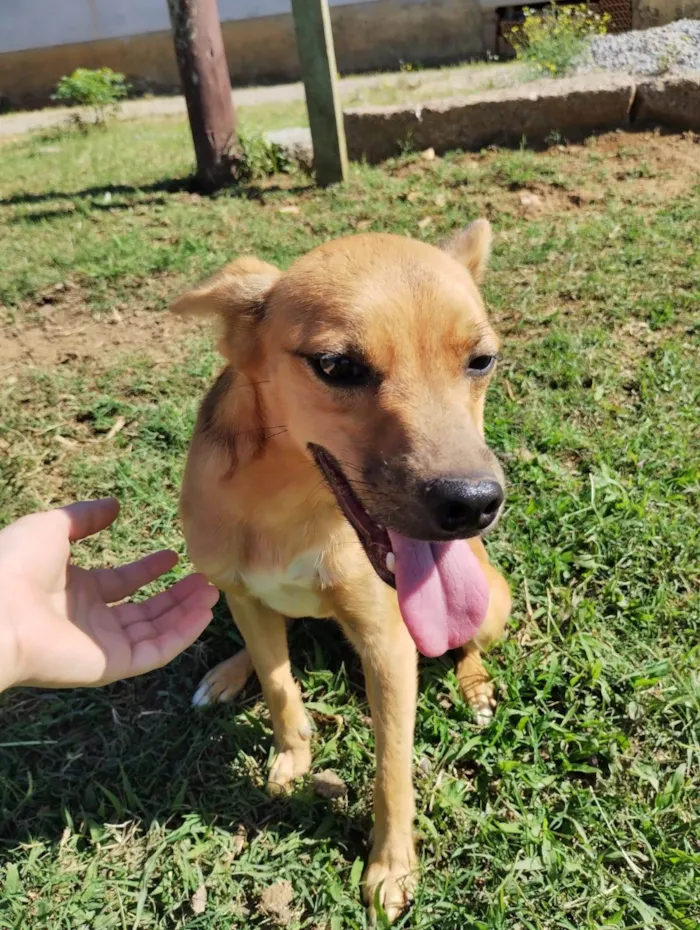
[241,547,333,618]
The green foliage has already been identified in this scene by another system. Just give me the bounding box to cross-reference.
[509,3,610,77]
[233,129,292,182]
[52,67,130,125]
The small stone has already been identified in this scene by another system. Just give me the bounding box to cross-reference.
[312,769,348,799]
[519,191,543,211]
[421,147,436,161]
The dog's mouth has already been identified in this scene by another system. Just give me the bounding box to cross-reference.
[308,443,491,657]
[309,443,396,589]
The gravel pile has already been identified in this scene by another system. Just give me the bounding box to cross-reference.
[576,19,700,76]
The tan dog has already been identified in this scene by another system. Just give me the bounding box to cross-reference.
[172,220,511,922]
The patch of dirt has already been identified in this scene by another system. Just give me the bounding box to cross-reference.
[258,880,296,926]
[391,130,699,223]
[0,290,204,372]
[3,130,696,378]
[509,132,699,216]
[576,130,700,199]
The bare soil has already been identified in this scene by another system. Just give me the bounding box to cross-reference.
[2,131,697,375]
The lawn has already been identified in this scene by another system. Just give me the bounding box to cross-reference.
[0,120,698,930]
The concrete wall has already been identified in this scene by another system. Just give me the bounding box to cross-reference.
[0,0,486,109]
[0,0,378,54]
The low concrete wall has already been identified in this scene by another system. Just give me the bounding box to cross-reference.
[634,73,700,127]
[345,75,637,161]
[0,0,485,110]
[343,72,700,162]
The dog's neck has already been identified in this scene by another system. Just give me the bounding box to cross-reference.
[200,364,324,489]
[198,366,277,462]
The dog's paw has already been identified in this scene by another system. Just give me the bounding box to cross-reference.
[458,674,497,727]
[192,650,254,707]
[469,679,497,727]
[363,840,417,924]
[267,743,312,796]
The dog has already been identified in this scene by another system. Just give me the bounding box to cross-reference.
[172,219,511,921]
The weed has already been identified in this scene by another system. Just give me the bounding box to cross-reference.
[51,67,130,127]
[509,3,610,77]
[233,129,291,182]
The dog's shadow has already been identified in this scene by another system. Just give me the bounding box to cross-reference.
[0,604,380,865]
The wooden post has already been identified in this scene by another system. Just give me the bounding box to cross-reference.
[290,0,348,186]
[167,0,237,191]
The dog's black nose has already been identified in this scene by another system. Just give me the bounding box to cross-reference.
[426,478,504,536]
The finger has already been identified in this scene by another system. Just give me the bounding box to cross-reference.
[57,498,120,542]
[93,549,179,604]
[118,584,219,678]
[117,573,218,626]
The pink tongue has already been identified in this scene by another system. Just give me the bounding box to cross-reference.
[388,531,490,657]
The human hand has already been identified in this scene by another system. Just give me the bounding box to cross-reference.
[0,498,218,691]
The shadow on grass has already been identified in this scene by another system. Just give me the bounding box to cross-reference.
[1,176,312,217]
[0,603,370,861]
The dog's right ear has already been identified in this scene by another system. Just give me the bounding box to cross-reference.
[442,218,492,285]
[171,257,280,366]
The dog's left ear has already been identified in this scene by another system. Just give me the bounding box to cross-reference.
[171,257,280,367]
[442,218,492,284]
[170,257,280,320]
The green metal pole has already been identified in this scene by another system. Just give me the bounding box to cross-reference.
[290,0,348,185]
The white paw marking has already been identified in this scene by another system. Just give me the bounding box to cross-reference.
[474,704,494,727]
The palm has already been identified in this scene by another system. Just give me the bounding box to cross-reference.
[3,499,218,689]
[64,561,213,683]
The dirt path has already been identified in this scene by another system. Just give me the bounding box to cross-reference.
[0,62,521,139]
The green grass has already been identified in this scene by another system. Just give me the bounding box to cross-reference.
[1,123,699,930]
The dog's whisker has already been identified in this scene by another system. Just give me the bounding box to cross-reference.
[231,379,271,390]
[229,425,287,438]
[334,458,366,475]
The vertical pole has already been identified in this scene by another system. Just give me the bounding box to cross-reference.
[167,0,238,191]
[290,0,348,186]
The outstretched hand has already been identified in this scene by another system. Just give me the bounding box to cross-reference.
[0,498,218,690]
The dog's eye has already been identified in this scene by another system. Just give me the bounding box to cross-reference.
[466,354,496,375]
[309,353,373,388]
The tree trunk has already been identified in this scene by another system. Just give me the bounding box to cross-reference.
[167,0,238,192]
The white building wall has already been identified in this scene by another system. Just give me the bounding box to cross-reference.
[0,0,390,55]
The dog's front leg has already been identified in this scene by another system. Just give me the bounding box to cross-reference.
[339,603,418,923]
[228,595,313,794]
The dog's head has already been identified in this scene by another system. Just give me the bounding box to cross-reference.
[173,223,504,627]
